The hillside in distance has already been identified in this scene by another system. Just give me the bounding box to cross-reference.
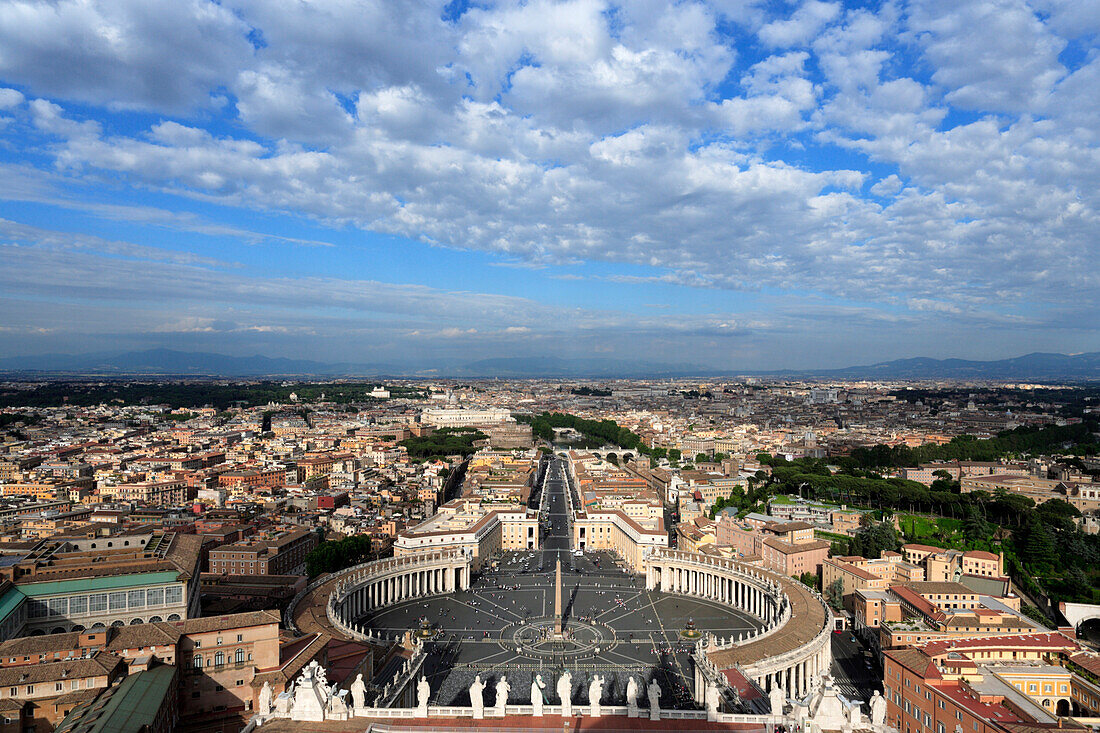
[797,352,1100,380]
[0,348,1098,379]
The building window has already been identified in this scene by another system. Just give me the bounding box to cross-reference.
[214,651,224,666]
[235,649,245,664]
[193,655,202,668]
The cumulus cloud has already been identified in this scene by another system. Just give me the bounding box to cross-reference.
[0,0,1097,364]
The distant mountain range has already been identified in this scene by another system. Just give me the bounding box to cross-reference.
[0,348,399,377]
[783,352,1100,380]
[0,348,1098,380]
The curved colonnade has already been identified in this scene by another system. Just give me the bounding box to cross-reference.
[326,550,470,642]
[298,546,829,710]
[647,549,832,701]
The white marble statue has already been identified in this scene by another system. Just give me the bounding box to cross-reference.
[274,692,291,714]
[291,662,330,722]
[870,690,887,726]
[705,681,720,720]
[769,684,786,715]
[350,673,367,711]
[531,674,546,717]
[557,671,573,717]
[313,661,329,689]
[416,676,430,717]
[495,675,510,715]
[258,680,273,716]
[327,689,349,720]
[626,675,639,713]
[647,679,661,721]
[848,699,864,727]
[470,675,485,719]
[588,675,605,718]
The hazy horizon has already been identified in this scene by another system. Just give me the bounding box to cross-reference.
[1,0,1098,370]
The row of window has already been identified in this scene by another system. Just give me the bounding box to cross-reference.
[1015,681,1068,694]
[193,648,252,667]
[28,585,184,618]
[6,678,95,697]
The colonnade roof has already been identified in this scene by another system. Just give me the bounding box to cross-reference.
[705,570,827,669]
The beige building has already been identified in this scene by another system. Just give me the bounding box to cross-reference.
[962,473,1100,511]
[573,508,667,572]
[394,498,538,569]
[902,543,1004,580]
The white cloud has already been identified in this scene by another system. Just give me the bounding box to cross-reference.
[0,0,252,112]
[0,0,1097,364]
[0,88,23,109]
[758,1,841,47]
[908,0,1067,113]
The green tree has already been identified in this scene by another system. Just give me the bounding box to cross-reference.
[797,572,820,590]
[824,579,844,610]
[1021,518,1056,569]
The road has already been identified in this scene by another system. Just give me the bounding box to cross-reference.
[830,629,882,706]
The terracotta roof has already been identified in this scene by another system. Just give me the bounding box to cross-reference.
[0,632,83,657]
[104,623,182,651]
[883,647,940,679]
[0,653,123,686]
[918,632,1079,657]
[706,569,828,669]
[175,609,280,634]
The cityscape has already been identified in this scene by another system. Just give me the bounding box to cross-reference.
[0,378,1097,733]
[1,1,1099,733]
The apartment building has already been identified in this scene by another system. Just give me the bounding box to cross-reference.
[883,633,1094,733]
[822,552,925,601]
[0,609,280,726]
[854,581,1035,653]
[0,652,126,732]
[718,516,830,576]
[208,528,317,576]
[573,508,667,572]
[901,544,1004,581]
[0,532,202,639]
[394,499,538,568]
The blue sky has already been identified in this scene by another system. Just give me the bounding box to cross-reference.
[0,0,1098,371]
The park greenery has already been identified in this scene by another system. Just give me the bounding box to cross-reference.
[0,412,40,429]
[570,386,612,396]
[399,427,486,462]
[515,412,645,450]
[0,380,428,410]
[306,534,379,577]
[752,423,1100,607]
[515,411,697,468]
[843,420,1099,466]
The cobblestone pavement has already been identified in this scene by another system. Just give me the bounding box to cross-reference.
[361,557,761,707]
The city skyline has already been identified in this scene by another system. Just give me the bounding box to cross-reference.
[1,0,1099,370]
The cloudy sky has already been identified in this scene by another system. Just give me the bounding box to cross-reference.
[0,0,1097,371]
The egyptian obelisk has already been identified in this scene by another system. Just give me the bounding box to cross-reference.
[554,557,564,635]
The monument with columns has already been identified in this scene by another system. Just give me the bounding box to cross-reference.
[276,457,852,730]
